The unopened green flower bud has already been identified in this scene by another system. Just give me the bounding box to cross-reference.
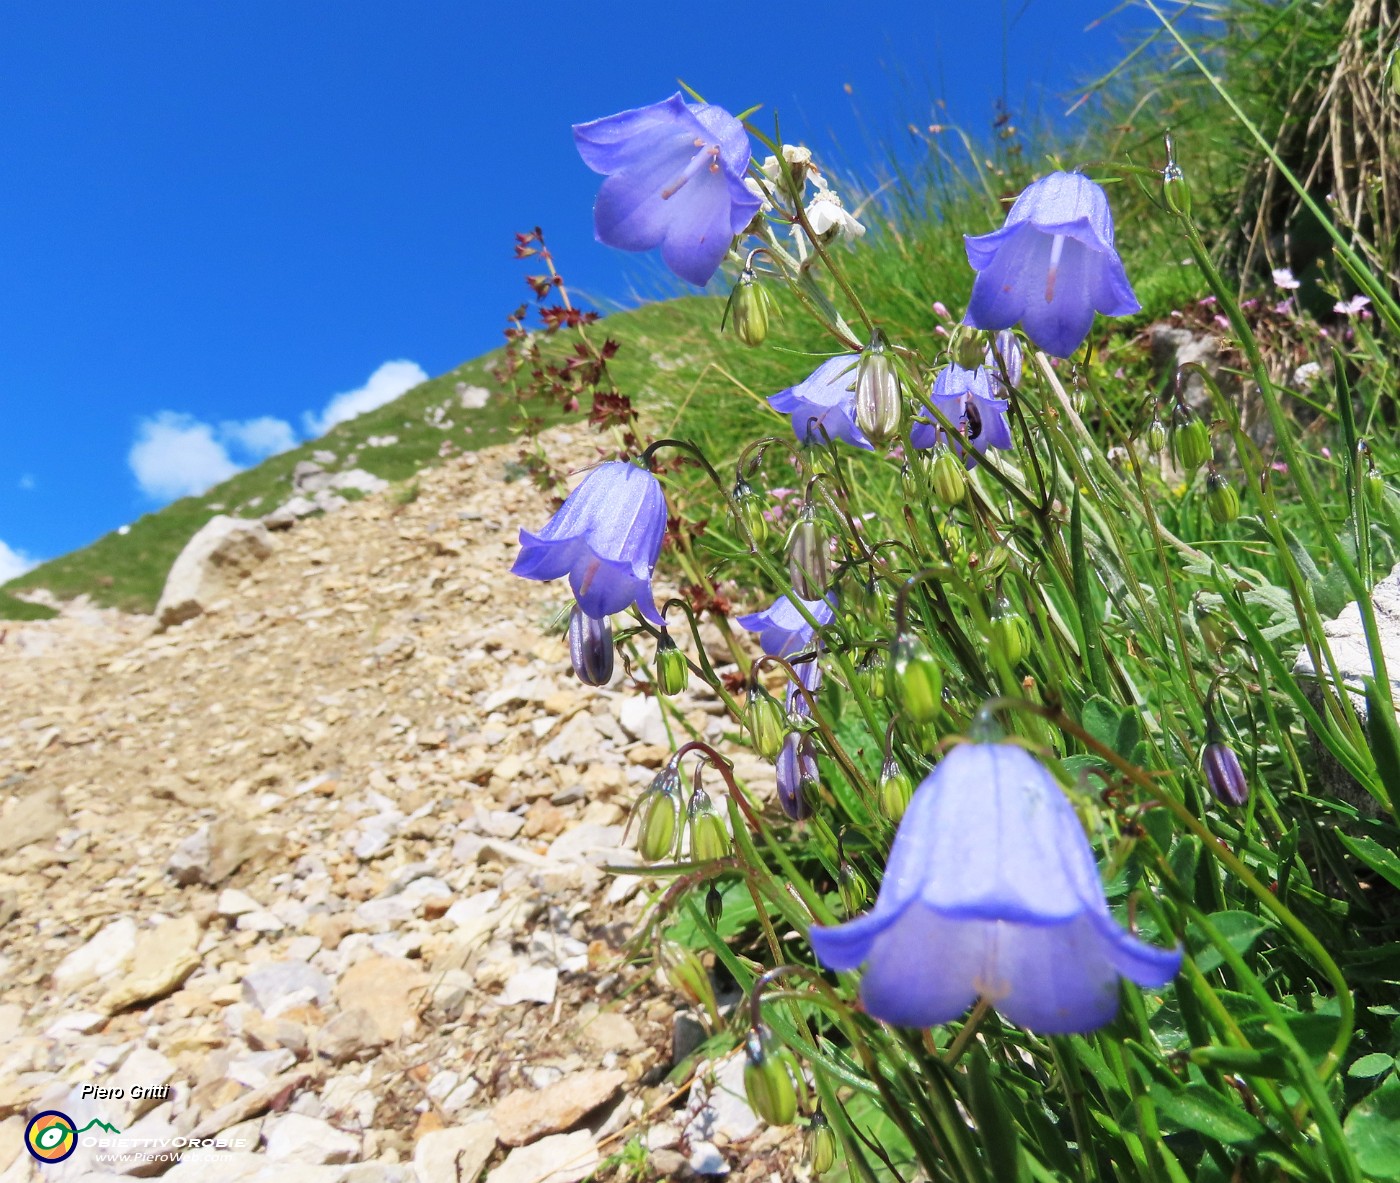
[656,631,688,696]
[930,446,967,506]
[705,883,724,929]
[989,599,1031,665]
[658,939,717,1015]
[806,1109,839,1175]
[1366,469,1386,514]
[879,757,914,820]
[976,543,1011,581]
[1193,598,1232,655]
[856,650,887,700]
[635,765,682,862]
[1206,471,1240,524]
[889,631,943,724]
[688,786,730,861]
[747,687,787,760]
[1146,418,1168,454]
[732,478,769,550]
[727,270,773,347]
[1173,406,1211,472]
[952,326,985,371]
[855,336,903,448]
[786,505,829,599]
[1163,164,1191,219]
[744,1025,798,1126]
[839,859,869,914]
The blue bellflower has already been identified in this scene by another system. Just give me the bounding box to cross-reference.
[736,594,835,658]
[512,461,667,626]
[809,742,1181,1034]
[910,363,1012,464]
[574,94,762,287]
[964,171,1140,359]
[769,355,870,451]
[984,329,1023,395]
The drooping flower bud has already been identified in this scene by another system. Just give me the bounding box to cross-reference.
[634,763,683,861]
[838,858,868,915]
[776,732,818,820]
[1194,599,1231,655]
[658,938,719,1017]
[855,334,903,449]
[732,478,769,550]
[744,1024,798,1126]
[786,505,830,599]
[569,605,614,686]
[976,543,1011,582]
[747,686,787,760]
[878,757,914,820]
[1146,418,1168,455]
[930,446,967,506]
[726,267,774,347]
[989,598,1031,665]
[1162,133,1192,218]
[1172,405,1211,472]
[806,1108,839,1175]
[705,883,724,929]
[889,631,943,724]
[1366,468,1386,514]
[855,650,887,700]
[1203,741,1248,807]
[688,784,730,861]
[656,631,688,696]
[1206,471,1240,524]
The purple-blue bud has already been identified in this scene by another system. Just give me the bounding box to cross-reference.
[776,732,818,820]
[569,606,614,686]
[1203,741,1248,807]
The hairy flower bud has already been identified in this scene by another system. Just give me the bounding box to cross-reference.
[569,605,614,686]
[732,478,769,550]
[726,269,773,347]
[879,758,914,820]
[786,505,830,599]
[634,764,682,861]
[688,785,730,861]
[889,631,943,724]
[1206,471,1240,524]
[989,600,1031,665]
[806,1109,839,1175]
[1203,741,1248,807]
[855,336,903,449]
[744,1025,798,1126]
[930,445,967,506]
[747,687,787,760]
[1173,406,1211,472]
[656,631,688,696]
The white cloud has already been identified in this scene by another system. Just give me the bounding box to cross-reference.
[0,539,37,582]
[129,412,241,501]
[220,416,298,460]
[303,360,428,436]
[17,474,34,490]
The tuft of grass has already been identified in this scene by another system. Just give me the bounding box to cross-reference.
[0,590,58,621]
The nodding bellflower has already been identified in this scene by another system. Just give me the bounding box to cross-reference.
[573,93,762,287]
[736,594,835,658]
[963,171,1140,359]
[769,355,871,450]
[809,742,1181,1034]
[511,461,667,626]
[909,363,1012,465]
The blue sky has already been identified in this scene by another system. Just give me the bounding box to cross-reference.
[0,0,1134,578]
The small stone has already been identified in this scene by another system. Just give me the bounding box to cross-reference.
[493,1069,626,1147]
[487,1131,598,1183]
[317,1007,384,1064]
[413,1119,499,1183]
[100,914,203,1012]
[263,1112,361,1163]
[0,784,67,855]
[579,1012,641,1054]
[53,917,138,990]
[242,959,333,1013]
[616,696,668,746]
[498,965,557,1006]
[217,889,261,917]
[335,955,427,1041]
[689,1141,729,1176]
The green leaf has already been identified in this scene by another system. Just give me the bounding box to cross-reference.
[966,1049,1027,1183]
[1336,832,1400,892]
[1082,696,1122,752]
[1345,1074,1400,1179]
[1365,676,1400,814]
[1149,1082,1268,1145]
[1190,910,1270,975]
[1349,1054,1396,1079]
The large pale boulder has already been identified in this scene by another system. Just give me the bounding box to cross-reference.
[154,515,274,631]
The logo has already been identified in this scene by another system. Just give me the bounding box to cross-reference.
[24,1112,122,1163]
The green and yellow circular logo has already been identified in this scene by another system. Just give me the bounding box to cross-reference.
[25,1111,78,1163]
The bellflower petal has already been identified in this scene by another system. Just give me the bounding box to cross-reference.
[574,93,761,287]
[512,461,668,626]
[910,364,1012,464]
[809,742,1181,1034]
[736,594,835,658]
[769,355,872,450]
[964,171,1140,358]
